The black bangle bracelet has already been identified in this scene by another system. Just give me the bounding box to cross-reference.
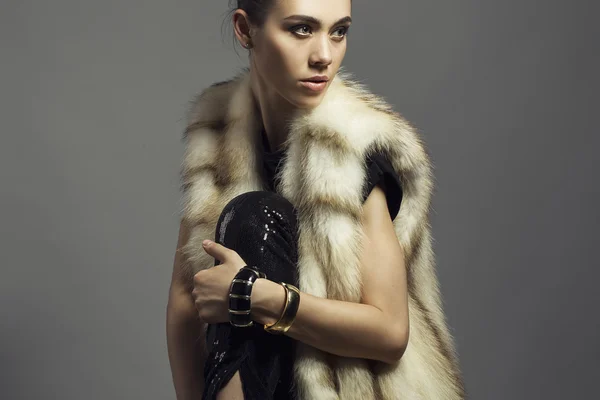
[228,266,266,328]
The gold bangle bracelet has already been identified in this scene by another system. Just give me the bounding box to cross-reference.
[264,282,301,334]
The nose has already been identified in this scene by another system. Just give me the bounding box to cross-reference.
[308,34,333,68]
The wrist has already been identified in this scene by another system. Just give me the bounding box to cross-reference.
[250,278,286,325]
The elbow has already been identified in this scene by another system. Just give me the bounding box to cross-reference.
[384,324,409,364]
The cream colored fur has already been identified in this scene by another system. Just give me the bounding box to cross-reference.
[180,70,465,399]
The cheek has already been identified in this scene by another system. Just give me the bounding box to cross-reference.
[256,39,304,95]
[333,44,347,67]
[264,39,302,82]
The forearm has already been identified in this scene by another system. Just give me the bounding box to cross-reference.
[251,279,407,364]
[166,293,206,400]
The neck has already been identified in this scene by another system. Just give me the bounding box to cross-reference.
[249,67,297,153]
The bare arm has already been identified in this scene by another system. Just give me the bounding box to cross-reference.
[166,220,206,399]
[251,184,409,364]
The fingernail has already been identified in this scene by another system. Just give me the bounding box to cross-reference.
[202,240,212,247]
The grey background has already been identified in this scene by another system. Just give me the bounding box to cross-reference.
[1,0,598,399]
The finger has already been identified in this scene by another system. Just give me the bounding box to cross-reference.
[202,240,231,263]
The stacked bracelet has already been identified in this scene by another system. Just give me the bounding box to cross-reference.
[228,266,266,328]
[264,282,301,334]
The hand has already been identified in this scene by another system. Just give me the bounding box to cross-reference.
[191,240,247,324]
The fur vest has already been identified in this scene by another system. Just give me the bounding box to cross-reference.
[179,70,465,399]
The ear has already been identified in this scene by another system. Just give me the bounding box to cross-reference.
[232,9,253,48]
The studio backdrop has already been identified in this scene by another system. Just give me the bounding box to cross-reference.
[1,1,598,399]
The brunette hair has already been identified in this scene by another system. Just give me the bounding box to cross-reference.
[230,0,275,26]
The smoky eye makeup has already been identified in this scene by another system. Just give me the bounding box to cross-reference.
[286,23,351,39]
[333,25,350,37]
[288,24,312,36]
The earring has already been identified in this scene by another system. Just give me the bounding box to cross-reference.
[244,42,252,49]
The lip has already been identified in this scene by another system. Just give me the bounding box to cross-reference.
[299,76,329,92]
[299,81,327,92]
[301,75,329,82]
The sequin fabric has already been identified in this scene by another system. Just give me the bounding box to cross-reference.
[202,191,300,400]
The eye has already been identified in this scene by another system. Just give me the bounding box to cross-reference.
[332,26,349,39]
[291,25,312,36]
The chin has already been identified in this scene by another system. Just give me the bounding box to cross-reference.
[289,92,326,110]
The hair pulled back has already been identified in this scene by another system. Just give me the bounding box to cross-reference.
[231,0,275,26]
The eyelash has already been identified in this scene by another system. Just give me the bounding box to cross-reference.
[290,25,349,39]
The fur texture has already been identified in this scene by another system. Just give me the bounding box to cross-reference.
[180,70,465,399]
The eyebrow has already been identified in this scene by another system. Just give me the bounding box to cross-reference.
[283,15,352,26]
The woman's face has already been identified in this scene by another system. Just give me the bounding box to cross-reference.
[250,0,352,109]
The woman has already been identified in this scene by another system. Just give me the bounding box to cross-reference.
[167,1,465,399]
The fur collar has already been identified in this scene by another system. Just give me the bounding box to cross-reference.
[180,70,464,399]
